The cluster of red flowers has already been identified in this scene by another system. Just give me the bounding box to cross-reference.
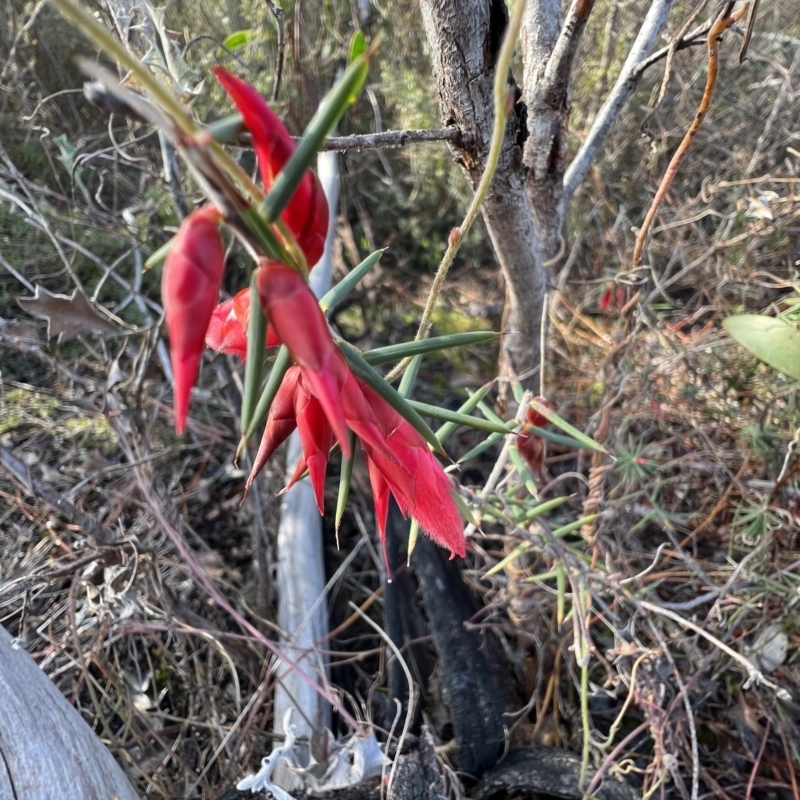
[160,69,466,559]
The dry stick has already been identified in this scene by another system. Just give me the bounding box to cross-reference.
[631,2,741,269]
[385,0,528,384]
[656,0,709,105]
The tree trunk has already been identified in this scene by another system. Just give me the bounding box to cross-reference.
[419,0,546,392]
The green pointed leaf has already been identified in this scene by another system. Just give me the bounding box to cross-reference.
[260,52,370,225]
[477,399,506,426]
[512,377,525,405]
[398,353,421,398]
[457,430,505,463]
[145,236,173,270]
[527,425,599,451]
[507,446,539,495]
[436,382,494,443]
[349,31,367,64]
[243,345,292,444]
[335,430,357,535]
[241,273,267,434]
[484,541,531,577]
[240,205,295,266]
[408,400,512,436]
[319,250,382,311]
[450,488,476,527]
[222,29,256,51]
[550,515,597,539]
[530,401,607,454]
[723,314,800,381]
[407,519,420,565]
[363,331,500,366]
[339,341,444,454]
[203,113,246,144]
[522,495,571,521]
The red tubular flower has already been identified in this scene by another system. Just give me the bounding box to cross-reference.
[206,289,280,359]
[213,67,329,267]
[517,397,551,476]
[357,381,466,559]
[246,366,301,492]
[283,375,334,513]
[162,205,225,433]
[255,260,351,457]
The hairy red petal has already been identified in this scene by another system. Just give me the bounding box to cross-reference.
[357,382,465,559]
[162,205,225,433]
[246,367,301,490]
[206,289,280,359]
[212,67,329,266]
[256,261,350,457]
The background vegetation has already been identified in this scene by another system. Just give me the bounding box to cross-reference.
[1,0,799,797]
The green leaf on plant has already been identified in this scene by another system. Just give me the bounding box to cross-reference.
[723,314,800,381]
[260,51,370,226]
[339,341,444,454]
[222,30,256,52]
[241,272,267,434]
[363,331,499,366]
[349,31,366,63]
[530,400,607,454]
[319,250,382,311]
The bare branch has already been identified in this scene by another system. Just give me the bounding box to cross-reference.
[521,0,595,258]
[561,0,677,212]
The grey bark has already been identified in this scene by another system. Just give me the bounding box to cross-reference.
[0,625,140,800]
[419,0,546,391]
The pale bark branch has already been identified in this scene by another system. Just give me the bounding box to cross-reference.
[561,0,677,212]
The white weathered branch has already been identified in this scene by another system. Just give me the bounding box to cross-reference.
[0,625,140,800]
[271,151,339,788]
[561,0,677,212]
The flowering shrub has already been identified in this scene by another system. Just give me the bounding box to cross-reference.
[160,68,466,560]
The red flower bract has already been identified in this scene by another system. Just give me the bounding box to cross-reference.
[205,289,280,359]
[162,205,225,433]
[255,260,351,458]
[213,67,329,267]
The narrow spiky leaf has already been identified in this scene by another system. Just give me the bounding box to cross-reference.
[436,382,493,443]
[241,273,267,434]
[339,341,444,454]
[363,331,499,366]
[530,400,607,454]
[319,250,382,312]
[260,53,370,226]
[335,430,357,537]
[242,345,292,445]
[408,400,512,435]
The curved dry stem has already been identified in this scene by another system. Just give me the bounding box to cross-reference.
[631,2,742,268]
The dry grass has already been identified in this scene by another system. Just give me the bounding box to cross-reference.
[1,1,800,799]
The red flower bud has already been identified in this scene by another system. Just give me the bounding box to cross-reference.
[213,68,329,267]
[162,205,225,433]
[206,289,280,359]
[246,366,301,491]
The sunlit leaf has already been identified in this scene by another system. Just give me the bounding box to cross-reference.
[723,314,800,381]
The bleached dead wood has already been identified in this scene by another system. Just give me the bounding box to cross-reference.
[271,151,339,759]
[0,624,140,800]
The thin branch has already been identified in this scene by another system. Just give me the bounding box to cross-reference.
[631,3,740,268]
[561,0,677,211]
[316,126,463,152]
[264,0,285,101]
